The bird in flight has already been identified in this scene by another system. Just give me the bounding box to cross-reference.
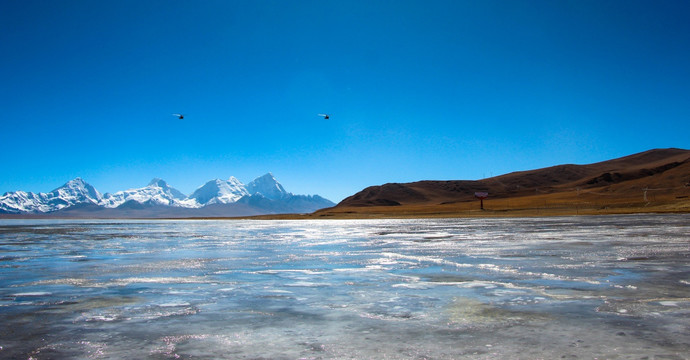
[172,113,184,120]
[318,114,330,120]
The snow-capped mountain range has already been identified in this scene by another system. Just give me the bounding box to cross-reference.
[0,173,334,216]
[0,178,103,214]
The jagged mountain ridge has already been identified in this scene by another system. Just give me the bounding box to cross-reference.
[0,178,102,213]
[0,173,334,216]
[101,178,190,208]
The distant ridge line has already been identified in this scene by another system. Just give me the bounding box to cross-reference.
[331,148,690,214]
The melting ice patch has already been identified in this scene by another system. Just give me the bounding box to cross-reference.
[10,292,52,297]
[0,215,689,359]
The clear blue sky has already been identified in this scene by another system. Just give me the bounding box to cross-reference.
[2,0,689,202]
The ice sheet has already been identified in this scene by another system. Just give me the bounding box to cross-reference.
[0,215,688,359]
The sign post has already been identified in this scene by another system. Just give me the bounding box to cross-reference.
[474,192,488,210]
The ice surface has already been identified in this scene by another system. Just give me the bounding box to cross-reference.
[0,215,688,359]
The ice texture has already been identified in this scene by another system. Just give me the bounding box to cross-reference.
[0,214,688,359]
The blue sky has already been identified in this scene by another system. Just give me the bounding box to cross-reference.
[2,0,689,202]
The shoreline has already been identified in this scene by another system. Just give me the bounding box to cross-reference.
[2,203,688,221]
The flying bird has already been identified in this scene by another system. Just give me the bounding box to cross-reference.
[318,114,330,120]
[172,113,184,120]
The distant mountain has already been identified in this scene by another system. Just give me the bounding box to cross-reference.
[334,148,690,209]
[187,177,248,206]
[246,173,289,200]
[0,173,335,217]
[101,178,190,208]
[0,178,102,213]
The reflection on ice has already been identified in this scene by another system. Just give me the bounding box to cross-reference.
[0,215,688,359]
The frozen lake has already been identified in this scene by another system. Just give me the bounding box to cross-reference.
[1,215,689,359]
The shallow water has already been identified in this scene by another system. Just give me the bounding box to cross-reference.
[0,215,689,359]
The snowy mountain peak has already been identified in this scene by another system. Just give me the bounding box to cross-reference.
[58,178,102,201]
[50,178,103,205]
[246,173,289,200]
[145,178,186,200]
[100,178,187,208]
[69,177,85,184]
[0,178,102,213]
[0,190,49,214]
[188,178,249,206]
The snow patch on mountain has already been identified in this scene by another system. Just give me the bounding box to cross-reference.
[246,173,289,200]
[0,178,102,213]
[187,177,249,206]
[100,178,189,208]
[54,178,103,204]
[0,191,49,213]
[0,173,335,215]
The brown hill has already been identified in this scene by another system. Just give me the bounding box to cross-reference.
[315,148,690,218]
